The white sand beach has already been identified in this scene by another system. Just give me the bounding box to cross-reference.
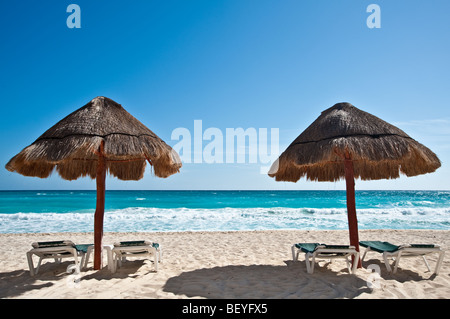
[0,229,449,299]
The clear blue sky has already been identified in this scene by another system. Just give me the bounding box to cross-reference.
[1,0,449,190]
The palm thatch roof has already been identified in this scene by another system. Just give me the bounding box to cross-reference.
[268,102,441,182]
[5,96,181,180]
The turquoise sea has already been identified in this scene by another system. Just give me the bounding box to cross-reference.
[0,190,449,233]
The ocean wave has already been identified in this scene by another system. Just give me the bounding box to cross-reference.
[0,206,449,233]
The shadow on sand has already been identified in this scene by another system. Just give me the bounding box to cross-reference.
[0,258,437,299]
[163,260,372,299]
[0,259,155,298]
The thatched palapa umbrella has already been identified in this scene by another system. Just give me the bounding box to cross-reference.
[6,96,181,270]
[268,102,440,267]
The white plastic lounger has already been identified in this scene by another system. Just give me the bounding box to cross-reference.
[26,240,86,276]
[360,241,445,274]
[112,240,161,273]
[292,243,360,274]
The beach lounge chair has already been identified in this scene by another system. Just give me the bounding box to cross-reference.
[26,240,87,276]
[360,241,445,274]
[291,243,360,274]
[112,240,161,273]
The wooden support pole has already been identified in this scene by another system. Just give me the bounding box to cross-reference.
[94,141,106,270]
[344,153,362,268]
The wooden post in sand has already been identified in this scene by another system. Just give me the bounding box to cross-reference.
[94,141,106,270]
[344,152,362,268]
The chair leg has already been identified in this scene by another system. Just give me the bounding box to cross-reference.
[36,257,43,275]
[291,245,297,261]
[304,253,312,273]
[84,247,92,270]
[361,247,371,263]
[104,246,114,272]
[73,249,79,269]
[392,252,402,274]
[351,252,360,274]
[435,251,445,275]
[27,252,36,276]
[345,257,351,273]
[112,254,119,273]
[310,253,317,274]
[154,251,158,272]
[79,253,86,270]
[383,252,393,273]
[422,256,431,272]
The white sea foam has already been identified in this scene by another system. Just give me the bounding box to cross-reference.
[0,206,448,233]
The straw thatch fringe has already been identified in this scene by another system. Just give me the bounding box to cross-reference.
[5,97,181,181]
[269,103,441,182]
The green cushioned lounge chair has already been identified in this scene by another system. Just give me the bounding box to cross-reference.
[291,243,360,274]
[26,240,88,276]
[360,241,445,274]
[112,240,161,272]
